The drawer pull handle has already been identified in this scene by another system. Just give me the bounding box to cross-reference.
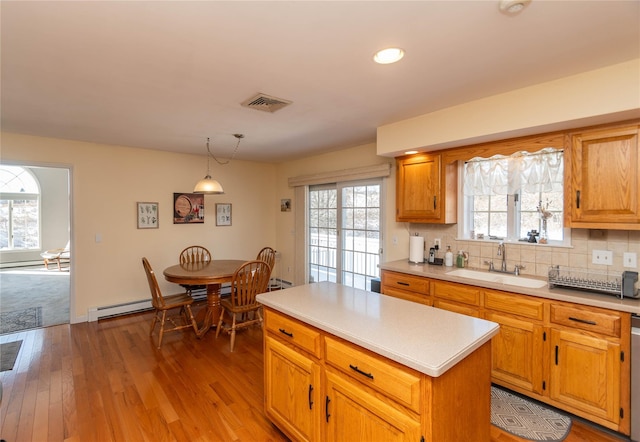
[397,281,410,286]
[349,364,374,379]
[278,328,293,337]
[308,384,314,410]
[568,317,597,326]
[325,396,331,423]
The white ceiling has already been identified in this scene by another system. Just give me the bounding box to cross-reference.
[2,1,639,163]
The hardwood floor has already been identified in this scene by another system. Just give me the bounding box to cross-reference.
[0,311,630,441]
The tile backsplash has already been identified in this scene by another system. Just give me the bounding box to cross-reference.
[410,224,640,278]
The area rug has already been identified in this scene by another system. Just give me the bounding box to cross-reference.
[491,385,572,441]
[0,340,23,371]
[0,307,43,335]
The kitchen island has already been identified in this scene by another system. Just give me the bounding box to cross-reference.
[256,281,499,442]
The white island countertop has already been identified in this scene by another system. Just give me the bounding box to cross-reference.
[256,281,499,378]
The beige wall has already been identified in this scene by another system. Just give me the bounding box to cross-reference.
[377,59,640,156]
[1,132,277,321]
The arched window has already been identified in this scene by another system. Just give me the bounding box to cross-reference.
[0,165,40,249]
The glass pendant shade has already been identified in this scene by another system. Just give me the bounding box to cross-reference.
[193,175,224,194]
[193,135,243,194]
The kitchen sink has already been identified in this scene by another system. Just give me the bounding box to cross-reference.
[446,269,547,289]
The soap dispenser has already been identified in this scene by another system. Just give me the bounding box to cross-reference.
[444,246,453,267]
[456,251,466,268]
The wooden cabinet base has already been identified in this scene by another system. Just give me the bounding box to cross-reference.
[263,308,493,442]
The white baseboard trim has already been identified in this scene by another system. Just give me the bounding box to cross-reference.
[88,299,153,322]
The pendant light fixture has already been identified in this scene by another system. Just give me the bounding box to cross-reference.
[193,133,244,194]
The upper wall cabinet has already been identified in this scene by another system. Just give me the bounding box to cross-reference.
[396,153,457,223]
[565,123,640,229]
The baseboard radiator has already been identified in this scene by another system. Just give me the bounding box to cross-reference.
[87,282,238,322]
[88,280,291,322]
[88,299,154,322]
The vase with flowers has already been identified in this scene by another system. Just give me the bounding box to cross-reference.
[536,200,554,244]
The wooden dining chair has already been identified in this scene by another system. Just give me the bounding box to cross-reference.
[216,260,271,352]
[180,245,212,264]
[142,257,199,349]
[256,247,276,272]
[179,245,212,295]
[256,246,276,290]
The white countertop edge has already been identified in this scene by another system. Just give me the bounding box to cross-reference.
[380,260,640,315]
[257,283,500,378]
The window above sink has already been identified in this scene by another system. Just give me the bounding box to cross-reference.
[458,148,571,247]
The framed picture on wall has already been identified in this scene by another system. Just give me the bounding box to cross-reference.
[173,193,204,224]
[137,202,159,229]
[281,199,291,212]
[216,203,232,226]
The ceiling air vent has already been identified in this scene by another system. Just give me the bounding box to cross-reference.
[241,93,292,113]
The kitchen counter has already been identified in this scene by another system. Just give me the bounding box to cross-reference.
[380,259,640,314]
[256,281,499,377]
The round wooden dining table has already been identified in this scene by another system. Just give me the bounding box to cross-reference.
[163,259,246,337]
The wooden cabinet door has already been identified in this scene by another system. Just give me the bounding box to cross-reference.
[264,336,322,442]
[549,329,621,426]
[485,311,545,395]
[324,371,421,442]
[568,125,640,225]
[396,154,441,222]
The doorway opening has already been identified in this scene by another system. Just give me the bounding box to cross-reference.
[0,164,71,335]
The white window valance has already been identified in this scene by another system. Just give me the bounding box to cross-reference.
[463,147,563,196]
[288,163,391,187]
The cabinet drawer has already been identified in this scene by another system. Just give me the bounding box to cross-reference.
[382,271,429,295]
[485,290,545,321]
[550,304,622,338]
[433,281,481,306]
[264,309,322,357]
[382,287,431,305]
[433,299,481,317]
[324,337,421,413]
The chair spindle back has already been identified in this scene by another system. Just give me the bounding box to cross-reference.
[180,245,212,264]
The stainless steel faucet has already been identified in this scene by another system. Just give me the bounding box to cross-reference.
[487,242,526,275]
[497,242,507,272]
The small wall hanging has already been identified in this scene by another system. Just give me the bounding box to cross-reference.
[281,199,292,212]
[137,202,159,229]
[173,193,204,224]
[216,203,232,226]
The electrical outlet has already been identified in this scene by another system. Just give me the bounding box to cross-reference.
[393,236,398,245]
[434,238,441,249]
[623,252,637,268]
[592,249,613,265]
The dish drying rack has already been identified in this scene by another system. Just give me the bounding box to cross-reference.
[548,265,622,298]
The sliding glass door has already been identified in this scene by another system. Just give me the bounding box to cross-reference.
[308,180,382,291]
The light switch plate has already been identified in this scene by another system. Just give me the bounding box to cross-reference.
[623,252,637,268]
[592,249,613,265]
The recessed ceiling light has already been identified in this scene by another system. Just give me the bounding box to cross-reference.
[373,47,405,65]
[499,0,531,14]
